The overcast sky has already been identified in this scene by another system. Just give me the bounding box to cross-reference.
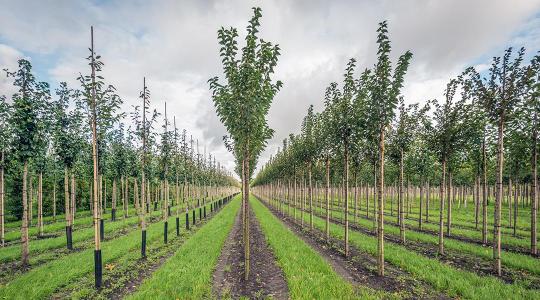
[1,0,540,176]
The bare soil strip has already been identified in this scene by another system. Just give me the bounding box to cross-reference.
[213,205,289,299]
[258,197,450,299]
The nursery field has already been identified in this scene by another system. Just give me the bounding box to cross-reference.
[1,3,540,300]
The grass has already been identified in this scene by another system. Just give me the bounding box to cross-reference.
[310,202,540,277]
[251,195,384,300]
[265,194,540,300]
[126,195,240,300]
[0,199,222,300]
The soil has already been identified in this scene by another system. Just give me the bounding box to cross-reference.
[213,205,289,299]
[258,197,450,300]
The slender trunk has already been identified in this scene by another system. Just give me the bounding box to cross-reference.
[112,179,116,221]
[71,174,76,225]
[419,180,423,229]
[439,158,446,255]
[354,170,358,224]
[38,172,43,237]
[243,151,251,281]
[514,179,518,236]
[482,138,488,244]
[531,122,537,256]
[377,129,385,276]
[90,26,102,288]
[493,115,504,276]
[447,172,452,236]
[29,174,33,226]
[399,149,405,243]
[344,141,349,257]
[475,175,479,229]
[308,162,313,229]
[325,156,330,241]
[21,161,29,266]
[64,167,72,249]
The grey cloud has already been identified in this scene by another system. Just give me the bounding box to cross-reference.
[1,0,540,175]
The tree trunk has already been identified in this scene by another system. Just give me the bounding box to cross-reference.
[325,156,330,241]
[344,141,350,257]
[38,172,43,237]
[71,174,76,225]
[447,172,452,236]
[64,167,72,250]
[309,162,313,229]
[419,180,423,229]
[399,149,405,243]
[493,116,504,276]
[482,138,488,245]
[377,129,385,276]
[531,122,538,256]
[439,158,446,255]
[21,161,29,266]
[29,175,33,227]
[475,175,479,229]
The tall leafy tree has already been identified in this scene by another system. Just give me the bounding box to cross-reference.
[52,82,82,249]
[5,59,40,266]
[471,47,528,275]
[428,79,466,256]
[209,7,282,279]
[368,21,413,276]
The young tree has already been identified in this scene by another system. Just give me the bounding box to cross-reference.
[368,21,413,276]
[52,82,82,249]
[388,99,422,243]
[209,7,282,279]
[524,54,540,256]
[472,47,527,275]
[5,59,40,266]
[428,79,466,256]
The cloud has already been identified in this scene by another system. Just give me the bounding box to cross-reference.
[1,0,539,175]
[0,44,24,99]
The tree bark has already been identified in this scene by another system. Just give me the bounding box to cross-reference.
[482,138,488,245]
[531,121,538,256]
[447,172,452,236]
[377,129,385,276]
[325,156,330,242]
[309,161,313,229]
[439,158,446,255]
[38,172,43,237]
[344,140,350,258]
[493,115,504,276]
[399,149,405,243]
[21,161,29,266]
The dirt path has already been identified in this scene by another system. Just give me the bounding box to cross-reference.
[213,205,289,299]
[257,196,450,300]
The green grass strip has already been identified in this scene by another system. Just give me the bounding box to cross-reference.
[251,196,383,300]
[127,196,240,300]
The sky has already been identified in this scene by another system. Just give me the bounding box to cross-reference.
[1,0,540,177]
